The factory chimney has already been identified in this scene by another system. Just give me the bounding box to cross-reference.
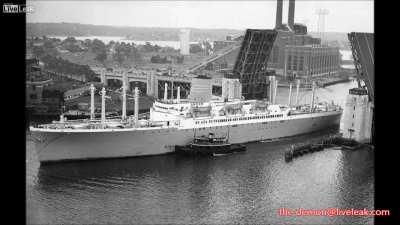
[275,0,283,29]
[288,0,295,30]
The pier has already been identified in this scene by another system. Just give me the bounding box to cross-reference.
[284,134,373,162]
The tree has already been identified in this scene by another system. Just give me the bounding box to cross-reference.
[63,36,77,44]
[113,44,126,66]
[91,39,107,65]
[153,44,161,52]
[95,50,107,66]
[91,39,106,55]
[32,46,45,58]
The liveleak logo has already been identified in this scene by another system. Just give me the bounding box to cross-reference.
[3,3,34,13]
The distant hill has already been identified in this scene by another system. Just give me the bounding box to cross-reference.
[27,23,245,41]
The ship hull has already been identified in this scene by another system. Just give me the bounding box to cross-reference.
[31,111,341,163]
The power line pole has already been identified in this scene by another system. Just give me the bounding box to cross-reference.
[315,9,329,44]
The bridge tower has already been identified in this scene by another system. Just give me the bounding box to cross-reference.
[342,88,373,143]
[343,32,374,144]
[232,29,277,100]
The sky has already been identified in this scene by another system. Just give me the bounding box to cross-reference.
[27,0,374,33]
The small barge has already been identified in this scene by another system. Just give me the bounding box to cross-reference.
[284,134,373,162]
[175,133,246,156]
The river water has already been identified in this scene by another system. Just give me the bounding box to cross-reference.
[26,81,374,224]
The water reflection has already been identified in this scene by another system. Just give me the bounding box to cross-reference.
[28,133,373,224]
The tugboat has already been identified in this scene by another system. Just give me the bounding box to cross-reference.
[175,133,246,156]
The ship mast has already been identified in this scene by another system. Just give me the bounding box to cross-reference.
[288,82,292,107]
[273,78,278,104]
[295,79,300,105]
[101,87,106,125]
[90,84,95,120]
[164,83,168,102]
[310,81,316,113]
[177,86,181,103]
[122,73,127,120]
[134,87,139,127]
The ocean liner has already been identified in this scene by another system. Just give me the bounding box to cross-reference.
[29,79,342,164]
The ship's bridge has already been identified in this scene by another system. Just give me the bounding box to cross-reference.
[151,100,193,121]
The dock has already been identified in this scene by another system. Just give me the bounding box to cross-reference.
[284,134,373,162]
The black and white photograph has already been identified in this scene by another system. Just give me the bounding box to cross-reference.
[24,0,377,224]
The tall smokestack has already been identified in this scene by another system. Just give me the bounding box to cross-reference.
[288,0,295,30]
[275,0,283,29]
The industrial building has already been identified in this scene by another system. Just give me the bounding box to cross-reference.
[284,45,340,78]
[267,0,340,78]
[190,0,341,81]
[213,35,242,52]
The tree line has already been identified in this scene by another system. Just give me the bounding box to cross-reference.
[40,54,98,82]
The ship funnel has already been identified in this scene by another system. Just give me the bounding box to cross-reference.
[164,83,168,101]
[90,84,95,120]
[288,0,295,30]
[101,87,106,125]
[275,0,283,29]
[134,87,139,127]
[177,86,181,103]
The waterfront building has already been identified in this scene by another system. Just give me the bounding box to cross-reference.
[284,45,341,78]
[213,38,239,52]
[267,0,340,78]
